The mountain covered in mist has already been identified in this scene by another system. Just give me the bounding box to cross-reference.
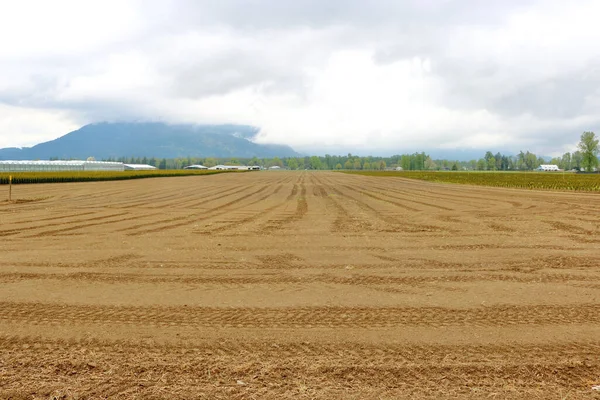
[0,122,300,160]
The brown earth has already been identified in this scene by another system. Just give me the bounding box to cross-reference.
[0,171,599,399]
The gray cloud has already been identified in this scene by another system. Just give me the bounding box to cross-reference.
[490,68,600,119]
[1,0,599,154]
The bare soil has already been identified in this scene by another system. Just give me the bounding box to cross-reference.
[1,171,599,399]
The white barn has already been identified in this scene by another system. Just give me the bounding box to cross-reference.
[536,164,560,171]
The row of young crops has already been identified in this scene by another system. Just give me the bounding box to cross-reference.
[0,170,237,185]
[343,171,600,192]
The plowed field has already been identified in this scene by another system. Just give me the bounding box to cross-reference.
[1,171,599,399]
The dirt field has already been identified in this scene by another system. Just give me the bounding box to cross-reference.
[1,171,599,399]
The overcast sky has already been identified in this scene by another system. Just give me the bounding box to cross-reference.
[1,0,599,155]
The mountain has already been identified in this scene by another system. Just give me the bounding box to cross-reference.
[0,122,300,160]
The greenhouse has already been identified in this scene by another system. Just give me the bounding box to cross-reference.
[0,160,125,172]
[124,164,158,171]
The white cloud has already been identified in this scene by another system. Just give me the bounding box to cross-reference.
[1,0,600,155]
[0,104,79,148]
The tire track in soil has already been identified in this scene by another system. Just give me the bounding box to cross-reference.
[0,210,98,226]
[2,302,600,327]
[1,337,598,399]
[345,183,453,212]
[193,176,296,235]
[103,178,242,210]
[319,175,449,233]
[545,220,599,236]
[192,184,285,234]
[311,173,377,233]
[123,183,275,236]
[0,211,133,237]
[3,270,599,285]
[112,183,260,233]
[23,213,166,238]
[354,176,526,210]
[3,335,599,361]
[255,173,309,233]
[145,181,259,210]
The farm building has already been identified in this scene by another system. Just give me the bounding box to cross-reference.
[208,165,259,171]
[0,160,124,172]
[536,164,560,171]
[124,164,157,171]
[183,165,208,170]
[209,165,234,170]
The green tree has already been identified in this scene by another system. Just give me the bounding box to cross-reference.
[484,151,494,163]
[335,163,343,170]
[249,157,260,166]
[578,131,599,172]
[477,159,486,171]
[324,154,333,169]
[501,155,510,170]
[400,155,411,170]
[572,151,583,170]
[495,152,502,170]
[309,156,322,170]
[561,152,572,170]
[287,158,299,170]
[536,157,545,168]
[487,156,497,171]
[517,151,525,170]
[344,160,353,169]
[424,156,437,170]
[271,157,284,168]
[525,152,538,170]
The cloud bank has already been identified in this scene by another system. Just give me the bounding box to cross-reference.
[1,0,600,156]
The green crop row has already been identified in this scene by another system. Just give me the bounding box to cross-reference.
[0,169,239,185]
[341,171,600,192]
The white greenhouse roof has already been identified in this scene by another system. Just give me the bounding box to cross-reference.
[0,160,86,166]
[0,160,125,171]
[208,165,251,170]
[124,164,158,170]
[184,164,208,169]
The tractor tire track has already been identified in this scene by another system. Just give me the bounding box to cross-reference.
[2,302,600,328]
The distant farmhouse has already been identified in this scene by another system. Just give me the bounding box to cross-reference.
[536,164,560,171]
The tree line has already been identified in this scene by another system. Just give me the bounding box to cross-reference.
[98,131,599,172]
